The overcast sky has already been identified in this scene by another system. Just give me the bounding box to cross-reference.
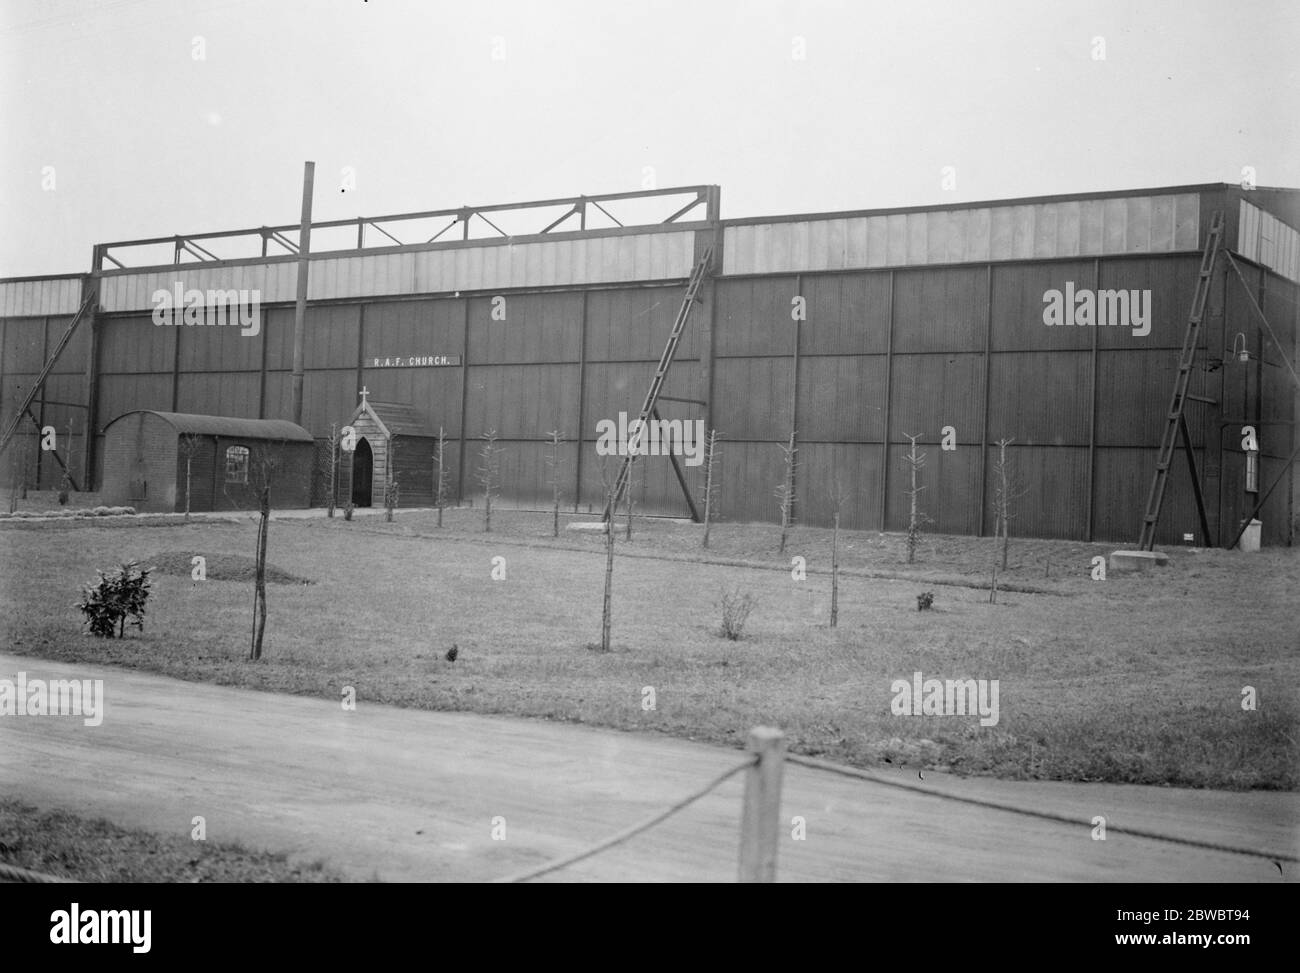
[2,0,1297,277]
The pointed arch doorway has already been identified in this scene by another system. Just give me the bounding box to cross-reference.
[351,437,373,506]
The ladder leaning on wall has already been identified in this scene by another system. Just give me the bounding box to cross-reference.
[1136,212,1223,551]
[601,245,713,523]
[0,289,97,490]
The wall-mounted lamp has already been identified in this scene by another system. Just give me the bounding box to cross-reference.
[1229,333,1251,363]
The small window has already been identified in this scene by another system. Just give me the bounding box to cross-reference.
[225,445,250,484]
[1245,451,1258,493]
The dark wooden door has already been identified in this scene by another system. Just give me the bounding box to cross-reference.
[352,438,373,506]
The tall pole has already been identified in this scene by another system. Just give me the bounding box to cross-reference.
[291,161,315,426]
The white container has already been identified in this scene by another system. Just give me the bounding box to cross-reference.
[1237,519,1262,552]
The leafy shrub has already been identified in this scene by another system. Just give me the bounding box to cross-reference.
[917,591,935,611]
[719,586,757,641]
[77,561,152,638]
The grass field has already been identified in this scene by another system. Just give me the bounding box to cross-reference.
[2,503,1296,790]
[0,799,345,883]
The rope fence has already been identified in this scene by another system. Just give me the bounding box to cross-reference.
[783,753,1300,865]
[497,755,757,883]
[496,727,1297,883]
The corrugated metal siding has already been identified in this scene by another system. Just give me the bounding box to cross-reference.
[1238,199,1300,283]
[96,231,698,312]
[175,373,261,419]
[887,354,985,443]
[98,315,176,373]
[1095,350,1193,447]
[0,276,83,317]
[798,273,890,355]
[363,299,464,368]
[465,292,582,364]
[713,277,800,357]
[797,355,887,443]
[991,260,1096,352]
[986,351,1091,445]
[2,317,50,373]
[584,286,689,363]
[723,193,1201,275]
[711,357,794,441]
[713,440,789,524]
[892,267,988,353]
[463,363,581,440]
[99,263,295,314]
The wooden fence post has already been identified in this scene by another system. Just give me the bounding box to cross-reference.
[738,726,786,882]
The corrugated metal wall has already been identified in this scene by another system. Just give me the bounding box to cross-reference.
[0,276,83,317]
[724,192,1201,276]
[1239,199,1300,284]
[3,185,1297,544]
[95,229,698,313]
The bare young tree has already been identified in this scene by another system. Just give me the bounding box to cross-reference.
[247,444,279,662]
[324,422,339,518]
[829,485,850,628]
[775,430,797,553]
[477,429,502,532]
[384,468,399,522]
[901,433,930,564]
[545,429,564,538]
[597,459,617,653]
[177,432,204,521]
[991,437,1028,573]
[701,428,719,549]
[433,426,450,528]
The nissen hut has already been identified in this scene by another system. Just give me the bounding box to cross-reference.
[100,411,314,513]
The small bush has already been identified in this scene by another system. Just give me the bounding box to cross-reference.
[719,586,757,641]
[917,591,935,611]
[77,561,152,638]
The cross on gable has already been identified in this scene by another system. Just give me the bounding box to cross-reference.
[359,386,369,407]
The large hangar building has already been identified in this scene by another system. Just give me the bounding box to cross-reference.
[1,182,1297,546]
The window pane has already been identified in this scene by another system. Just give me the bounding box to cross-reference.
[225,445,250,484]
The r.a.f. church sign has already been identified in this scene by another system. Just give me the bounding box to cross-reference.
[369,355,462,368]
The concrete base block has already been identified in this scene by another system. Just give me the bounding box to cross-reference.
[566,521,609,532]
[1108,550,1170,573]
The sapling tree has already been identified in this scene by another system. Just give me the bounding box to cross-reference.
[597,460,617,653]
[177,432,204,521]
[901,433,930,564]
[247,444,280,662]
[545,429,564,538]
[775,430,797,553]
[477,429,503,532]
[325,423,339,518]
[433,426,450,528]
[992,437,1028,572]
[829,485,850,628]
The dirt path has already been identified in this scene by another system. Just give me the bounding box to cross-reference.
[1,654,1294,883]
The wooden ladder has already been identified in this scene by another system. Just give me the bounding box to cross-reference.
[602,246,712,521]
[1136,212,1223,550]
